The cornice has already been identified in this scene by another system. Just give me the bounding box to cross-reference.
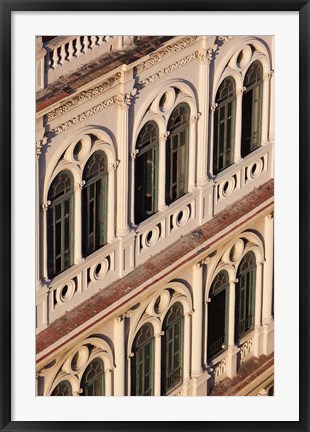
[49,95,117,136]
[136,36,198,73]
[46,73,121,121]
[139,51,199,87]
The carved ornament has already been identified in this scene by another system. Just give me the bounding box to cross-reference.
[139,52,199,87]
[136,36,198,73]
[50,96,117,136]
[47,73,121,121]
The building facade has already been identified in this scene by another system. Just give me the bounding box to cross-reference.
[36,35,274,396]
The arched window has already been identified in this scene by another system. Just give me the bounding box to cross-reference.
[82,151,108,257]
[47,170,74,278]
[213,77,236,174]
[161,302,184,394]
[236,252,256,340]
[241,61,263,158]
[81,358,105,396]
[135,122,159,224]
[131,323,154,396]
[207,271,229,360]
[166,103,190,205]
[51,380,72,396]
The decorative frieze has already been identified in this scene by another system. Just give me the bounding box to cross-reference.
[47,73,121,120]
[50,96,117,136]
[136,36,198,73]
[139,52,199,87]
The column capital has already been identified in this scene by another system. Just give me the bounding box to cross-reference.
[160,131,170,142]
[36,136,48,158]
[109,160,120,171]
[210,103,218,112]
[41,200,51,211]
[190,112,201,124]
[267,211,274,220]
[236,86,246,96]
[116,88,137,109]
[75,180,86,191]
[264,70,274,81]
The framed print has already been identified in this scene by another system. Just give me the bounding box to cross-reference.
[1,1,309,431]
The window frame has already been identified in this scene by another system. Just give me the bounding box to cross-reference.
[165,102,190,205]
[81,357,105,396]
[47,170,74,279]
[213,76,236,175]
[131,323,155,396]
[82,151,108,257]
[235,251,256,341]
[134,121,159,225]
[51,380,72,396]
[207,271,229,361]
[241,60,264,158]
[161,302,184,395]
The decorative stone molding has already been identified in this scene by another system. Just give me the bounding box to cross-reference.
[240,337,254,359]
[75,180,86,191]
[50,96,117,136]
[237,86,246,96]
[195,257,207,269]
[139,52,199,87]
[210,103,218,112]
[214,358,227,379]
[136,36,198,73]
[41,200,51,211]
[73,389,83,396]
[36,370,46,378]
[190,112,201,124]
[36,136,48,157]
[264,70,274,81]
[218,36,233,43]
[47,73,121,120]
[116,88,137,109]
[198,45,217,63]
[130,149,139,159]
[160,131,170,142]
[109,160,120,171]
[117,309,133,323]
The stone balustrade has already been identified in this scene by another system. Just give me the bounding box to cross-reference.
[36,36,136,89]
[36,143,273,332]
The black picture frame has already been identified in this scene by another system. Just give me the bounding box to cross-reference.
[1,1,308,431]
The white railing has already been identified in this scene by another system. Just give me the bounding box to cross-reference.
[36,36,136,89]
[135,190,201,266]
[36,143,273,331]
[213,143,273,214]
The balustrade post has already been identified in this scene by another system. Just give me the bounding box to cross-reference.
[262,212,274,355]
